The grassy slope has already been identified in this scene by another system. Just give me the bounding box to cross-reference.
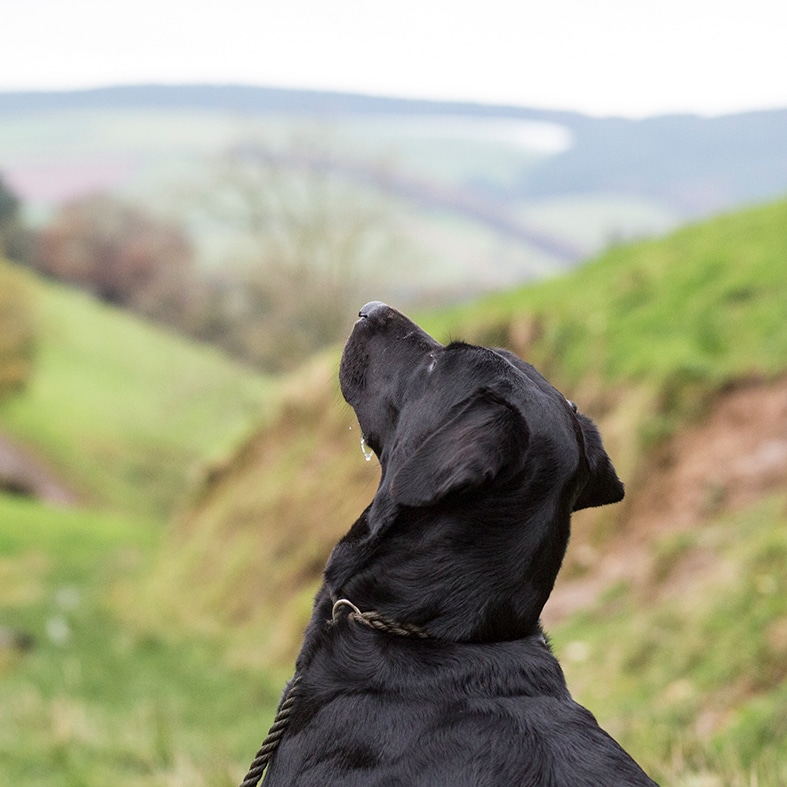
[552,494,787,785]
[424,199,787,491]
[0,494,281,787]
[2,199,785,785]
[0,264,272,520]
[150,199,787,784]
[427,199,787,388]
[0,265,280,784]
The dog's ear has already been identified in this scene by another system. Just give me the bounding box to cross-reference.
[390,391,527,508]
[572,411,625,510]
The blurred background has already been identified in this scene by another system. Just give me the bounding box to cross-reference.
[1,1,786,784]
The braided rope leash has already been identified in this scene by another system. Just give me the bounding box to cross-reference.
[238,600,428,787]
[238,674,302,787]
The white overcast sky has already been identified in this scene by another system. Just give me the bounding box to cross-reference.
[2,0,786,117]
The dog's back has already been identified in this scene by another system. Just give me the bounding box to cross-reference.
[265,614,655,786]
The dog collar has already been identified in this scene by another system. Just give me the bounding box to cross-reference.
[331,598,430,639]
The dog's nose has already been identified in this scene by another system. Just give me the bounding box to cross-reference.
[359,301,389,320]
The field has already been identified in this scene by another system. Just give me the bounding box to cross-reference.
[0,265,278,784]
[0,265,271,519]
[0,495,281,786]
[1,198,787,784]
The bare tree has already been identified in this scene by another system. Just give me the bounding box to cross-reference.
[34,194,200,329]
[197,130,406,370]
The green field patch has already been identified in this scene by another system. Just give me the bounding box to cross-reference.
[0,493,280,786]
[0,265,271,519]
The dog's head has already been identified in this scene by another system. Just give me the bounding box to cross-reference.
[340,302,623,517]
[335,302,623,637]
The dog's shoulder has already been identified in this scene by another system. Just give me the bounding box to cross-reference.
[269,627,657,786]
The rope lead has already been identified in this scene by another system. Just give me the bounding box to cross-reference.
[239,675,302,787]
[239,600,428,786]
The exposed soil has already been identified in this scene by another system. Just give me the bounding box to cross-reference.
[0,431,79,506]
[544,375,787,624]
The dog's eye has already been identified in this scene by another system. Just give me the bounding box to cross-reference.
[567,400,578,413]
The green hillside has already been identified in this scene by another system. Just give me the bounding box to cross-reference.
[427,198,787,481]
[146,198,787,784]
[1,199,785,785]
[429,198,787,387]
[0,263,271,520]
[0,263,277,785]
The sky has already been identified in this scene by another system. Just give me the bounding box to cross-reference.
[2,0,786,118]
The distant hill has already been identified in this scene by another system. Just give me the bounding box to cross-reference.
[522,109,787,214]
[2,84,784,208]
[1,84,786,295]
[0,84,589,125]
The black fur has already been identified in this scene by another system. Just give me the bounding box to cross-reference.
[260,302,656,786]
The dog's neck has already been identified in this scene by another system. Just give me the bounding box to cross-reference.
[323,490,571,644]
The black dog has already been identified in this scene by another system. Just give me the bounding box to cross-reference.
[251,302,657,786]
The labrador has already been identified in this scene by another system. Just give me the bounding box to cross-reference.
[248,302,657,786]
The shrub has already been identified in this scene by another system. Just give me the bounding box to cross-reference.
[0,261,36,397]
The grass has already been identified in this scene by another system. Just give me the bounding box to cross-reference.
[550,495,787,785]
[428,200,787,388]
[0,267,280,782]
[3,198,787,784]
[0,493,281,787]
[0,264,271,520]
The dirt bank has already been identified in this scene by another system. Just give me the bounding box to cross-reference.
[0,431,79,506]
[545,375,787,624]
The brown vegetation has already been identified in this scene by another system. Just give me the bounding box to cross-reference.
[545,375,787,623]
[139,355,379,667]
[193,134,403,371]
[33,194,200,329]
[141,346,787,678]
[0,261,36,398]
